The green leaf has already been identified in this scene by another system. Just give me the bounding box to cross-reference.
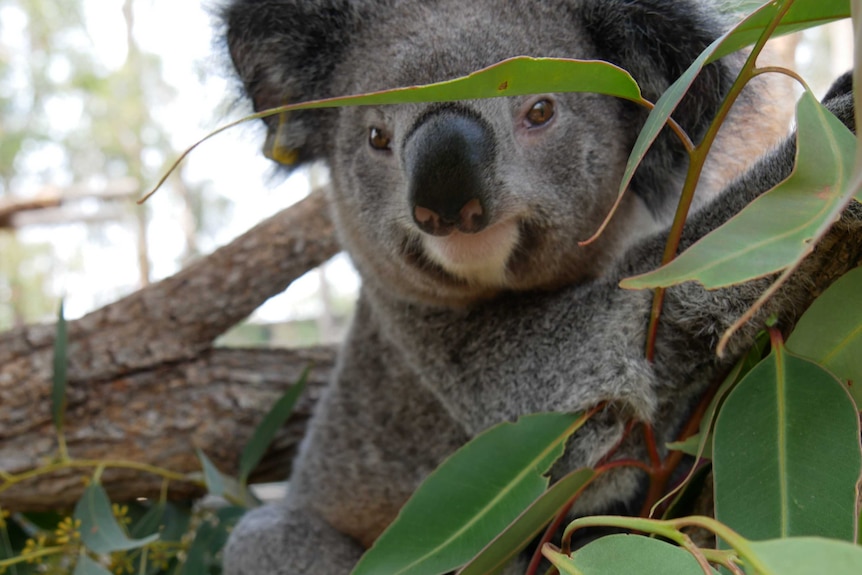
[278,57,641,112]
[622,91,858,290]
[179,520,216,575]
[74,484,159,554]
[666,433,703,459]
[713,344,862,543]
[352,412,588,575]
[786,266,862,407]
[709,0,850,62]
[576,535,720,575]
[129,502,166,539]
[610,37,720,224]
[127,501,192,573]
[73,554,113,575]
[51,300,68,434]
[458,468,595,575]
[148,57,645,202]
[239,368,309,484]
[128,501,192,544]
[196,449,258,508]
[745,537,862,575]
[197,449,226,495]
[545,535,718,575]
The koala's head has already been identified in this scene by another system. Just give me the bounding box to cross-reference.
[223,0,749,307]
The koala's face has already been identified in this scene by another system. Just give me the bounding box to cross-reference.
[322,2,655,306]
[225,0,748,307]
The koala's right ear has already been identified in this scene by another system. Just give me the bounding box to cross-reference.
[222,0,368,167]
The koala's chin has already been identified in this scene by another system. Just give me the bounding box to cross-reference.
[420,218,521,287]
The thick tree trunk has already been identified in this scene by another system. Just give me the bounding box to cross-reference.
[0,191,339,511]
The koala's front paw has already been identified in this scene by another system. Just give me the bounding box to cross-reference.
[822,71,855,133]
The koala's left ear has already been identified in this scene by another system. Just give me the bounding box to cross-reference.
[222,0,379,167]
[576,0,738,212]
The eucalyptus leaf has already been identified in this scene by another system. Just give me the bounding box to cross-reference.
[713,344,862,542]
[744,537,862,575]
[239,368,309,484]
[179,520,216,575]
[146,55,651,202]
[127,501,191,546]
[458,468,595,575]
[786,266,862,407]
[74,484,159,554]
[608,35,719,231]
[352,412,587,575]
[270,57,642,112]
[197,449,258,508]
[622,92,857,290]
[709,0,850,62]
[129,502,166,539]
[545,535,718,575]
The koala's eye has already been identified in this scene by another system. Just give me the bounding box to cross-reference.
[525,99,555,127]
[369,127,392,151]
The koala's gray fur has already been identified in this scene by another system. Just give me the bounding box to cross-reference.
[219,1,858,573]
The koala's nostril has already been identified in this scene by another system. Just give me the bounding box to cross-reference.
[414,205,455,236]
[414,205,438,227]
[459,198,485,233]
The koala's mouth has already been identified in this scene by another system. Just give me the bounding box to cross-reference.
[419,219,521,287]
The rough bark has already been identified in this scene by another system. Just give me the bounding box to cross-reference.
[0,191,339,511]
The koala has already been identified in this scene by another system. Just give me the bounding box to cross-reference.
[219,1,858,573]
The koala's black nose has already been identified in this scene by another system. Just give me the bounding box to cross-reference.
[403,110,493,236]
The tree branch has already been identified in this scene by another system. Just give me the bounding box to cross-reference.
[0,190,340,511]
[0,179,140,228]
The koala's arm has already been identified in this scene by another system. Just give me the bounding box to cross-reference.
[377,78,859,440]
[643,77,859,361]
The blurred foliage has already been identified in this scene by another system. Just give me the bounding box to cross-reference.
[0,302,309,574]
[0,0,206,331]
